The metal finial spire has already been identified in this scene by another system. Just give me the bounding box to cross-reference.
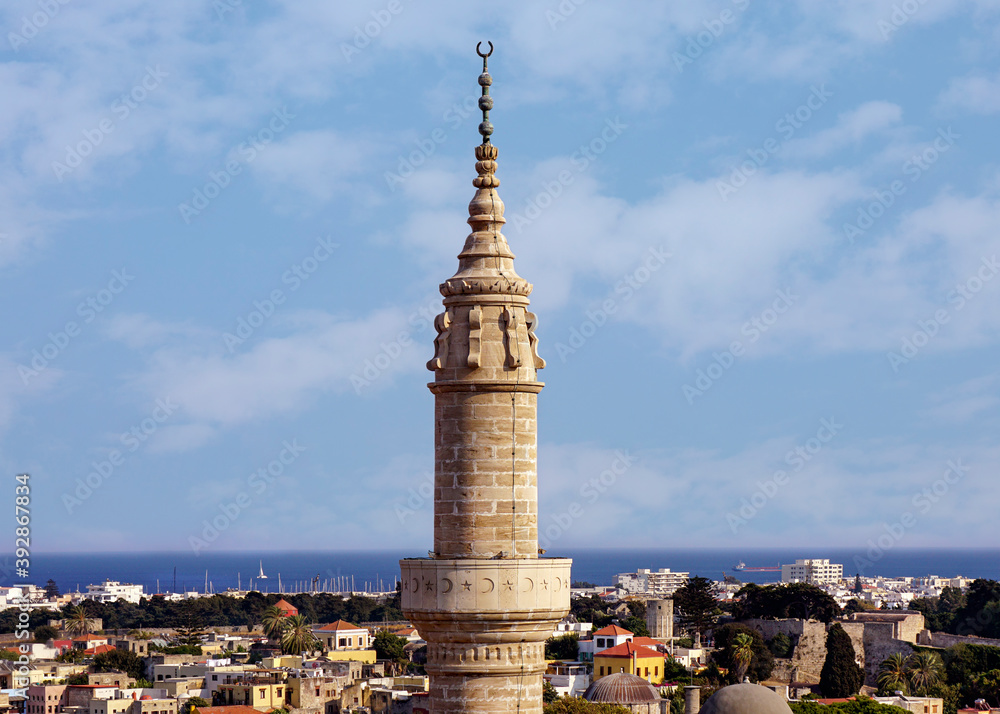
[476,41,494,144]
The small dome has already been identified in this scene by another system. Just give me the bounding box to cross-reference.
[584,672,659,704]
[701,683,792,714]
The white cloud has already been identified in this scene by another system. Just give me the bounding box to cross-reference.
[783,101,903,159]
[104,313,211,349]
[920,374,1000,424]
[0,354,61,432]
[248,130,378,204]
[938,71,1000,115]
[119,308,424,436]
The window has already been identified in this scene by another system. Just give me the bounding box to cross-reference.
[259,689,266,698]
[338,638,347,647]
[654,666,658,676]
[644,667,649,676]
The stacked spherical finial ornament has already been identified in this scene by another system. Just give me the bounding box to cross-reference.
[476,41,494,144]
[478,72,493,141]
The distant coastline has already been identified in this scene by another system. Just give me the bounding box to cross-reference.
[11,547,999,595]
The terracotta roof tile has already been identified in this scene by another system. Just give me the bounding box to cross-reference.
[595,641,662,659]
[592,625,633,637]
[315,620,363,632]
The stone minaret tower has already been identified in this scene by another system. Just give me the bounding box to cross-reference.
[646,598,674,640]
[400,43,572,713]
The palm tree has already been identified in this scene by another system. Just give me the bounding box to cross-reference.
[64,605,96,637]
[261,606,287,643]
[732,632,755,683]
[877,652,911,694]
[908,651,944,695]
[280,615,317,655]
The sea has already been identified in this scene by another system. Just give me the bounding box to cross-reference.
[12,548,1000,595]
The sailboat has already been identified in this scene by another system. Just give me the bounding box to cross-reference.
[258,560,268,579]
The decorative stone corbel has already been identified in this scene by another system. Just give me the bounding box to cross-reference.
[467,306,482,368]
[502,306,522,368]
[525,311,546,369]
[426,310,452,371]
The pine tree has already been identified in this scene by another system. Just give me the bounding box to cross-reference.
[819,624,864,697]
[854,574,862,595]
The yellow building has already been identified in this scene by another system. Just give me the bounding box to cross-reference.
[260,655,302,669]
[215,673,288,710]
[323,649,376,663]
[593,642,665,684]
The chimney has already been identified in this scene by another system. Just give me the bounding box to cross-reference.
[684,686,700,714]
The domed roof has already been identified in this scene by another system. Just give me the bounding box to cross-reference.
[584,672,659,704]
[701,683,793,714]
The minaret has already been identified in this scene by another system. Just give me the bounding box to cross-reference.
[400,43,572,713]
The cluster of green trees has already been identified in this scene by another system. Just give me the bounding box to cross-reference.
[910,580,1000,638]
[567,596,649,636]
[0,589,404,634]
[874,644,1000,711]
[789,698,915,713]
[731,582,841,623]
[543,700,631,714]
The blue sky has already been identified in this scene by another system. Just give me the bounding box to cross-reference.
[3,0,999,556]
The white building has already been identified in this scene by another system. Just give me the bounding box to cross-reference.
[312,620,371,651]
[613,568,689,596]
[551,620,593,640]
[781,559,843,585]
[82,580,145,604]
[578,624,635,662]
[544,662,590,698]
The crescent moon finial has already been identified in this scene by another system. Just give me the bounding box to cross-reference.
[475,42,495,144]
